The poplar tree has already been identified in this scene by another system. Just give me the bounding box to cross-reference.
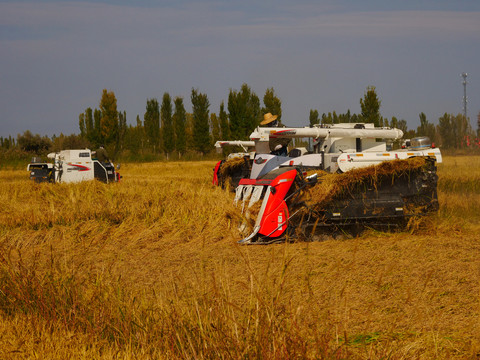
[144,98,160,153]
[417,112,436,142]
[210,113,220,144]
[118,111,127,151]
[78,107,94,142]
[228,83,260,140]
[174,97,186,156]
[99,89,119,147]
[161,92,174,157]
[219,101,229,140]
[360,86,381,126]
[438,113,453,148]
[79,113,86,138]
[309,109,319,126]
[262,87,282,121]
[191,88,211,154]
[94,109,102,145]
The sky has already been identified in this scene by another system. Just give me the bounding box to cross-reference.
[1,0,479,138]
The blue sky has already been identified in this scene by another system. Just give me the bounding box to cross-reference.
[1,0,479,137]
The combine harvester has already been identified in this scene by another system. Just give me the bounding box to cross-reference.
[213,123,442,244]
[27,149,120,184]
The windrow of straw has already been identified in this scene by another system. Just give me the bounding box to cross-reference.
[305,157,428,210]
[218,156,247,177]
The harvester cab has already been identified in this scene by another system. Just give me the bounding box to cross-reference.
[27,149,121,184]
[215,123,442,244]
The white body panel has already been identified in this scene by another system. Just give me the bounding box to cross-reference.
[49,149,95,183]
[215,140,255,153]
[337,148,442,172]
[227,152,256,160]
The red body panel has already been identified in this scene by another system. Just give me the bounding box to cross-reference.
[239,178,273,186]
[212,160,222,185]
[258,169,297,238]
[68,163,90,172]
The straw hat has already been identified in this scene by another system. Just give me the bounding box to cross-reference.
[260,113,278,125]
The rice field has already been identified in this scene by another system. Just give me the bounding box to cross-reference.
[0,156,479,359]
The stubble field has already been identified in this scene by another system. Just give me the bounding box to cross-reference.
[0,156,479,359]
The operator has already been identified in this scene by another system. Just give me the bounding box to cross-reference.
[260,113,291,156]
[95,145,110,163]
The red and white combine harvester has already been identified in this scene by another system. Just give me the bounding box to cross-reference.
[27,149,120,184]
[213,123,442,244]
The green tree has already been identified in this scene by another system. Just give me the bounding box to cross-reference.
[262,87,282,121]
[85,107,94,143]
[228,84,261,139]
[161,92,174,157]
[309,109,319,126]
[390,116,398,129]
[185,113,194,151]
[51,133,89,152]
[123,115,145,155]
[321,112,332,124]
[360,86,381,126]
[453,113,472,148]
[99,89,119,148]
[93,109,102,145]
[338,109,352,123]
[1,136,15,149]
[191,88,211,154]
[79,113,86,138]
[118,111,127,151]
[144,98,160,153]
[210,113,220,144]
[437,113,473,149]
[417,112,436,143]
[332,111,339,124]
[17,131,52,154]
[219,101,229,140]
[173,97,186,156]
[397,119,408,133]
[438,113,453,148]
[79,107,96,145]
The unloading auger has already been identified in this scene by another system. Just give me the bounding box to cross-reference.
[213,123,442,244]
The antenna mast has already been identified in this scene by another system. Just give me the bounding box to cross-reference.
[462,72,468,120]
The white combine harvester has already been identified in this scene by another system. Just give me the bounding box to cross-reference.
[213,123,442,243]
[27,149,120,184]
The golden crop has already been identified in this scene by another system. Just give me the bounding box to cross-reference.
[0,156,479,359]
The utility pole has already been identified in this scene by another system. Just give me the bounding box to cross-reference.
[461,72,468,121]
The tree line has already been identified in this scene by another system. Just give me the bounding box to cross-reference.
[309,86,480,149]
[74,85,284,159]
[2,85,480,160]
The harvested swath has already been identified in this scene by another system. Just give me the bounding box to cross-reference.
[219,156,247,177]
[305,157,428,210]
